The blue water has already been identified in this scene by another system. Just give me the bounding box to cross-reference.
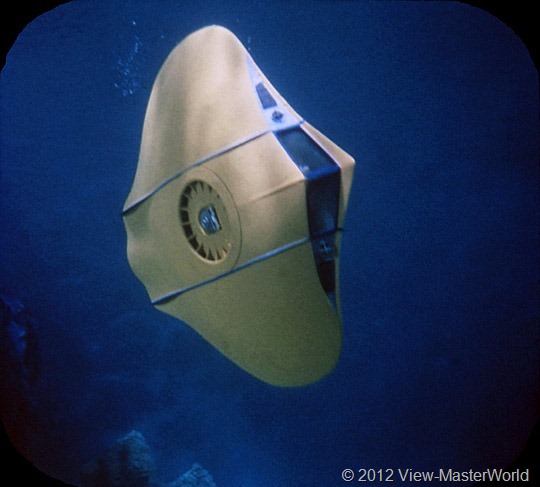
[1,1,538,485]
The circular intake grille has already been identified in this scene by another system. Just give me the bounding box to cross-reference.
[179,180,233,262]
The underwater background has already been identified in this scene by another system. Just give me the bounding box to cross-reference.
[1,1,538,485]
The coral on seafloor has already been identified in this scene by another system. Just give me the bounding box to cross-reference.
[80,430,155,487]
[80,430,217,487]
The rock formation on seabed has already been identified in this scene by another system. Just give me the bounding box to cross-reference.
[168,463,217,487]
[80,430,217,487]
[0,294,41,459]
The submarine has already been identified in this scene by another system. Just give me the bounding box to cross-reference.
[123,26,355,387]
